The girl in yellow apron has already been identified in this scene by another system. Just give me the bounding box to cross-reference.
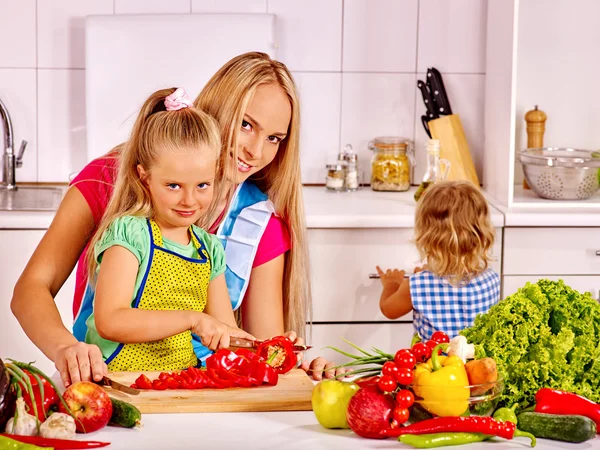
[83,87,254,372]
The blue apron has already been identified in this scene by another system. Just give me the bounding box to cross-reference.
[74,181,275,361]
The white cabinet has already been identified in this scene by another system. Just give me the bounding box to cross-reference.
[0,230,75,374]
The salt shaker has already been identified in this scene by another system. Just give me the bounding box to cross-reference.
[343,144,359,191]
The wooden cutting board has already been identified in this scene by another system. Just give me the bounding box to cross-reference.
[104,369,314,413]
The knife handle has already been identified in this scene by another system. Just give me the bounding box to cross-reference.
[229,337,258,349]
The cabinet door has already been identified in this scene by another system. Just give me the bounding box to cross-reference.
[304,323,414,366]
[503,275,600,301]
[0,230,75,374]
[308,228,502,322]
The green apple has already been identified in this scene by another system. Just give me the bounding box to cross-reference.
[312,380,360,429]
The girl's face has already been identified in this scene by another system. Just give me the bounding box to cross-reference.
[138,146,216,231]
[230,83,292,184]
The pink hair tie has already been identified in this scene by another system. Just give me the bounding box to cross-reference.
[164,88,193,111]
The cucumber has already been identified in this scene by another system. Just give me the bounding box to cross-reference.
[109,397,142,428]
[517,412,596,443]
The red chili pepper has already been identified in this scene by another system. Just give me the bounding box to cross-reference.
[20,369,59,420]
[1,434,110,448]
[535,388,600,428]
[378,416,536,446]
[134,374,153,390]
[256,336,298,374]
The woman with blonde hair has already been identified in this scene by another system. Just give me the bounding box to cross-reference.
[12,52,339,385]
[376,181,500,340]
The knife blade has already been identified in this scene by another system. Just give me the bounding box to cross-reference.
[426,67,453,115]
[99,376,140,395]
[229,337,312,352]
[417,79,438,121]
[421,115,432,138]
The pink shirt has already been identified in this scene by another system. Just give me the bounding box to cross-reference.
[70,155,291,318]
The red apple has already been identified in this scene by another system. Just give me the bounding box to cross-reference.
[346,387,396,439]
[59,381,113,433]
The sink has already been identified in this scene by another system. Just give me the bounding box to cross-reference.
[0,186,65,211]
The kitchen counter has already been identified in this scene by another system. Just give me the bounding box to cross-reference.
[71,411,596,449]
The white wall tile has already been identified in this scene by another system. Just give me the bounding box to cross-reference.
[0,69,37,182]
[37,69,87,182]
[192,0,266,13]
[341,73,416,183]
[0,0,36,68]
[116,0,190,14]
[343,0,418,72]
[268,0,342,71]
[293,72,342,184]
[37,0,113,69]
[417,0,487,73]
[413,74,485,183]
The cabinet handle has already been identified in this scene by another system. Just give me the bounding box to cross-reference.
[596,251,600,256]
[369,273,411,279]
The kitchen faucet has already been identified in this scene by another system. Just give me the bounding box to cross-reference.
[0,97,27,190]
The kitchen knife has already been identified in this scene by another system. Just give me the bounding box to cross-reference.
[426,67,453,115]
[421,115,432,138]
[229,337,312,352]
[417,80,439,121]
[99,376,140,395]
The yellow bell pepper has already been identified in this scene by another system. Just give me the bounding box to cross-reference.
[412,343,470,417]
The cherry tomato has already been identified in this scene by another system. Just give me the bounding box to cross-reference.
[411,342,431,362]
[425,340,443,355]
[393,407,410,424]
[431,331,450,344]
[395,389,415,408]
[394,349,416,369]
[382,361,399,378]
[395,367,414,386]
[377,374,397,393]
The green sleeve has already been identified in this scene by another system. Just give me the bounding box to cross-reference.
[192,225,226,280]
[94,216,149,264]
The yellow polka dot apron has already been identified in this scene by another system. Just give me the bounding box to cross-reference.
[106,219,210,372]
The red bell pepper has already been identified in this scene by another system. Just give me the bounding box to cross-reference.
[134,374,153,390]
[535,388,600,428]
[256,337,298,374]
[248,360,278,385]
[21,369,58,420]
[235,348,259,361]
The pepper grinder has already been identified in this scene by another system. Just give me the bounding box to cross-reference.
[524,105,547,189]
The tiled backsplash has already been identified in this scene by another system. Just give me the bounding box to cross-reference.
[0,0,487,184]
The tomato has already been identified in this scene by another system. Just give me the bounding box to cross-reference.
[377,374,397,393]
[395,367,414,386]
[382,361,399,378]
[394,349,416,369]
[395,389,415,408]
[411,342,431,362]
[393,407,410,424]
[431,331,450,344]
[425,340,443,356]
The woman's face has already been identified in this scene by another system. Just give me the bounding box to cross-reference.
[230,83,292,184]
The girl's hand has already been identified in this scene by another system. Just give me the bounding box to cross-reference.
[301,357,349,381]
[376,266,406,286]
[54,342,108,387]
[191,313,255,350]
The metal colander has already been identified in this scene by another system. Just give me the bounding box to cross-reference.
[518,148,600,200]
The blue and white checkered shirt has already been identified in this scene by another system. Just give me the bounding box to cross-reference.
[410,268,500,340]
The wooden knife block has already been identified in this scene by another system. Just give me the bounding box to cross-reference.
[428,114,480,186]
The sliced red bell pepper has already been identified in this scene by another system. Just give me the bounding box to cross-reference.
[256,336,298,374]
[134,374,153,390]
[235,348,259,361]
[248,360,278,385]
[152,379,168,390]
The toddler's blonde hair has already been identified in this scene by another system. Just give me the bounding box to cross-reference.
[414,181,495,285]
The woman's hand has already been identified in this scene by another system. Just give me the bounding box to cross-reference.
[191,313,255,350]
[54,342,108,387]
[376,266,406,287]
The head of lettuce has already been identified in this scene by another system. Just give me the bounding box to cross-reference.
[461,279,600,409]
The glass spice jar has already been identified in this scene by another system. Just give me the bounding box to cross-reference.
[369,136,414,192]
[326,163,346,191]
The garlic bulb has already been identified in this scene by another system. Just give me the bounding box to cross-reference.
[4,397,38,436]
[447,335,475,364]
[39,412,76,440]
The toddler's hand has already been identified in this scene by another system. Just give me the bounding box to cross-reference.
[191,313,255,350]
[376,266,406,286]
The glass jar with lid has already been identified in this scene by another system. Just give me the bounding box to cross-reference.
[369,136,414,191]
[325,163,346,192]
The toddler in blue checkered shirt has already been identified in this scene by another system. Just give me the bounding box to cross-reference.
[376,181,500,340]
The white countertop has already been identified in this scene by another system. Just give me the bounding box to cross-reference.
[69,411,596,449]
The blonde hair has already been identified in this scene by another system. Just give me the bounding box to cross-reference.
[414,181,495,286]
[195,52,311,338]
[86,87,221,282]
